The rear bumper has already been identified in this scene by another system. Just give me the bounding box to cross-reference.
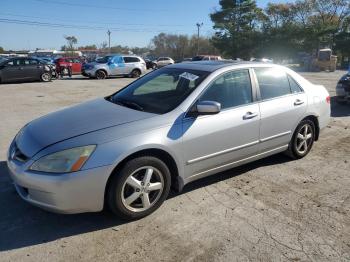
[7,158,112,214]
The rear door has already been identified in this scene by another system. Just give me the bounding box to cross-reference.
[23,59,42,80]
[123,57,140,74]
[254,67,307,152]
[71,58,82,73]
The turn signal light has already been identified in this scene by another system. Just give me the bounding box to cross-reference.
[326,96,331,104]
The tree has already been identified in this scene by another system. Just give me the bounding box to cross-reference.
[78,44,97,50]
[64,35,78,51]
[210,0,263,59]
[0,46,4,53]
[150,33,217,60]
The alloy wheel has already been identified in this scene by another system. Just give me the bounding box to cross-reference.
[295,123,313,155]
[121,166,164,212]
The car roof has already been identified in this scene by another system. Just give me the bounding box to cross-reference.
[168,60,262,72]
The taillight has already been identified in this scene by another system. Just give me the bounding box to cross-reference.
[326,96,331,104]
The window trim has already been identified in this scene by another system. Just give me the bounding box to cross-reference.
[184,68,258,119]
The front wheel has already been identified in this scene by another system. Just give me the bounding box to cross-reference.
[107,156,171,220]
[286,119,315,159]
[40,72,52,82]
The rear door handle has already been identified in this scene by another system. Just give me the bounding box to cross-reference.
[243,112,258,120]
[294,99,304,106]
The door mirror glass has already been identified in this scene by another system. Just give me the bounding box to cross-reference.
[196,100,221,115]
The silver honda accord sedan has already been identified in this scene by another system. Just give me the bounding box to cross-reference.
[7,61,330,219]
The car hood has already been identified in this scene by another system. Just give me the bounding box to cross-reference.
[16,98,156,157]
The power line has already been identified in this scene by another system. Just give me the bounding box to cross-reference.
[33,0,171,12]
[0,18,198,33]
[0,12,195,28]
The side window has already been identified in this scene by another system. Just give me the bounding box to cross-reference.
[199,70,253,109]
[124,57,139,63]
[6,60,15,66]
[255,68,291,100]
[288,75,303,93]
[72,58,81,63]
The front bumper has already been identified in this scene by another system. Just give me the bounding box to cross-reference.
[7,157,112,214]
[81,69,95,77]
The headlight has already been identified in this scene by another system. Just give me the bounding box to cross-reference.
[44,65,50,71]
[30,145,96,173]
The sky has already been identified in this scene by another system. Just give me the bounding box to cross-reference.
[0,0,285,51]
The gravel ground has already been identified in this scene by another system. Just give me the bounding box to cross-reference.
[0,71,349,262]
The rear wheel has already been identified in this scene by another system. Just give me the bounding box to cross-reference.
[40,72,51,82]
[96,70,107,79]
[130,69,141,78]
[107,156,171,220]
[286,119,315,159]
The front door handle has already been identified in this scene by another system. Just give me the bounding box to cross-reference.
[294,99,304,106]
[243,112,258,120]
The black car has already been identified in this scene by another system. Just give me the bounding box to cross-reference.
[336,72,350,104]
[144,58,156,70]
[0,57,52,84]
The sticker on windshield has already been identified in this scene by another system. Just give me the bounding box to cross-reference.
[179,72,199,81]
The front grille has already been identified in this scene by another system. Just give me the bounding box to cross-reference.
[11,143,29,162]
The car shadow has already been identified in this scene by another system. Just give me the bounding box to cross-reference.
[330,96,350,117]
[0,153,292,251]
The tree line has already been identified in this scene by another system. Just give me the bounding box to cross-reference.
[211,0,350,64]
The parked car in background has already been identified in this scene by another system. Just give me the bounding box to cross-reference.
[145,59,155,69]
[82,55,146,79]
[192,55,222,61]
[37,58,57,79]
[336,73,350,104]
[8,61,330,219]
[152,57,174,69]
[0,57,52,83]
[55,57,84,75]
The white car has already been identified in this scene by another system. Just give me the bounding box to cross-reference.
[152,57,174,69]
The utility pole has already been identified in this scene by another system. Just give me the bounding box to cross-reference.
[107,30,111,54]
[196,22,203,55]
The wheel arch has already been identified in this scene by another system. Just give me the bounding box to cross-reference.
[104,148,181,207]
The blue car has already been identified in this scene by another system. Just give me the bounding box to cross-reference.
[82,54,147,79]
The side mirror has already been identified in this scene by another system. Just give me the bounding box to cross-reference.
[196,101,221,115]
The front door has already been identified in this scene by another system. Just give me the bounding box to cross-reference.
[182,69,260,179]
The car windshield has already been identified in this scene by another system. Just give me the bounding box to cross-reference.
[96,56,113,63]
[109,68,209,114]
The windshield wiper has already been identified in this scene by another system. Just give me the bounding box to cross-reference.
[113,99,144,111]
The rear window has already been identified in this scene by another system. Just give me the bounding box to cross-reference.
[124,57,140,63]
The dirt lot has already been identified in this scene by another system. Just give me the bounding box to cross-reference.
[0,71,349,262]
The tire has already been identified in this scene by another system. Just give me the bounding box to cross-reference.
[130,69,141,78]
[107,156,171,220]
[286,119,315,159]
[62,68,69,75]
[96,70,107,79]
[40,72,52,82]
